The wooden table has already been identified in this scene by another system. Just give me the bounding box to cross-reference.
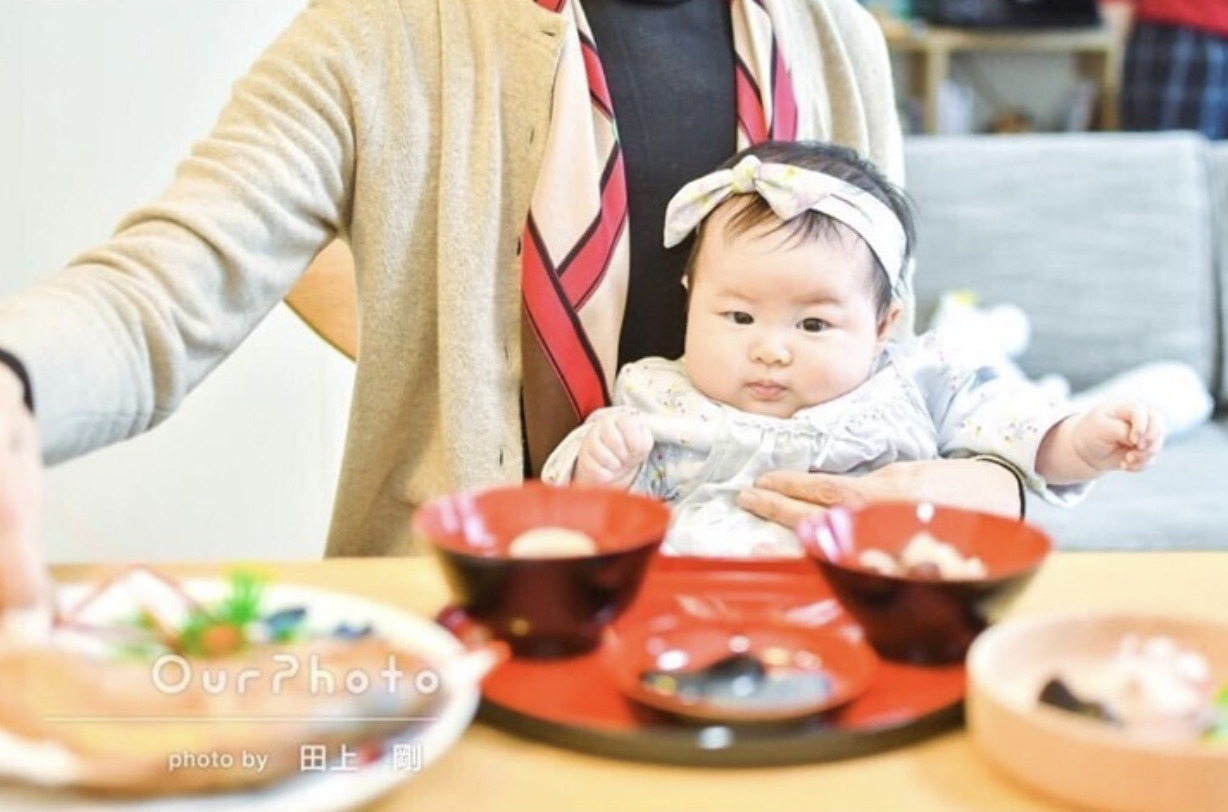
[53,552,1228,811]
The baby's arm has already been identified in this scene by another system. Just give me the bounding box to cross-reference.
[572,410,654,490]
[1035,402,1164,485]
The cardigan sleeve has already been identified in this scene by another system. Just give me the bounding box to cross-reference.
[0,0,375,463]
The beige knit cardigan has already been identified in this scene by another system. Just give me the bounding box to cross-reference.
[0,0,904,556]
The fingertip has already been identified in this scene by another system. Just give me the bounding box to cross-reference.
[751,471,777,489]
[734,489,758,515]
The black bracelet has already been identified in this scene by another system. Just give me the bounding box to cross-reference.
[0,348,34,413]
[970,454,1027,520]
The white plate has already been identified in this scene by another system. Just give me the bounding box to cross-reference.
[0,577,481,812]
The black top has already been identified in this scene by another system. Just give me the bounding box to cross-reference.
[583,0,737,367]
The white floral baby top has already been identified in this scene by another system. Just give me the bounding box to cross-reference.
[542,331,1084,558]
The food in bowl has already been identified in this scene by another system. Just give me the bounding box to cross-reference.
[856,530,987,580]
[967,610,1228,812]
[638,649,836,720]
[603,611,877,723]
[508,527,599,558]
[414,483,670,658]
[0,567,492,797]
[1037,634,1227,745]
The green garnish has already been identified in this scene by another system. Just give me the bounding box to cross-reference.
[1204,683,1228,744]
[104,569,317,660]
[216,570,266,626]
[174,570,268,658]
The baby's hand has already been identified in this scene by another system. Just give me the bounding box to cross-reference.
[1073,401,1165,473]
[573,410,654,489]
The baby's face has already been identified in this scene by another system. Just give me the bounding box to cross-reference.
[683,204,893,418]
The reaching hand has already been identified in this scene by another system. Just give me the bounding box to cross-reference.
[1072,401,1164,473]
[737,458,1025,531]
[572,410,654,490]
[0,365,48,631]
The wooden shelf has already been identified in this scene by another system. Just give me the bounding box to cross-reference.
[883,23,1121,134]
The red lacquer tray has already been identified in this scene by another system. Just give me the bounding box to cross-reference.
[437,555,965,766]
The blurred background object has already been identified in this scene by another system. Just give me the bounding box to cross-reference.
[1113,0,1228,139]
[866,0,1127,134]
[910,0,1100,30]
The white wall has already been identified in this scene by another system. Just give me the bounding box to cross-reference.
[0,0,355,562]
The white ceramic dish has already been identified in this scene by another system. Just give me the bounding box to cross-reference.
[967,610,1228,812]
[0,577,483,812]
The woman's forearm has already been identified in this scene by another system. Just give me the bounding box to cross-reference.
[738,457,1024,530]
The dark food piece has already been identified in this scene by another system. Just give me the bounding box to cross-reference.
[264,606,308,640]
[333,621,375,640]
[640,651,837,719]
[1038,676,1119,724]
[642,653,769,701]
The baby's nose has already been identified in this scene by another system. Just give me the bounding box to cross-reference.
[751,333,792,365]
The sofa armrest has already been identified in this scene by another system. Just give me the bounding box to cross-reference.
[1207,142,1228,410]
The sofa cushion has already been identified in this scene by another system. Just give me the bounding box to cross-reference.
[904,133,1218,394]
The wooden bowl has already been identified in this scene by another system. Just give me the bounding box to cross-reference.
[967,610,1228,812]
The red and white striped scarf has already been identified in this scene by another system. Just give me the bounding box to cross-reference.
[521,0,798,474]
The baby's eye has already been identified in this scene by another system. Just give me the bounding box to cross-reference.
[724,311,754,325]
[799,317,828,333]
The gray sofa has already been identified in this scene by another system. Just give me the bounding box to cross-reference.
[904,132,1227,551]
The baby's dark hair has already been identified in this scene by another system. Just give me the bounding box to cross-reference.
[681,140,916,321]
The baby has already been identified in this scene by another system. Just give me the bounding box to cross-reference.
[542,141,1163,556]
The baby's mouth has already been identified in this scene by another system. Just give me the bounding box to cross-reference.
[747,381,787,400]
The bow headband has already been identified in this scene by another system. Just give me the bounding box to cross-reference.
[663,155,907,287]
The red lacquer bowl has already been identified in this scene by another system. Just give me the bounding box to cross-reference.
[414,483,670,658]
[798,502,1051,664]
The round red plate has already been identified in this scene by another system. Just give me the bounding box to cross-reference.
[437,555,965,766]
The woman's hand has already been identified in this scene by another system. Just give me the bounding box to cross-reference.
[0,365,47,623]
[736,458,1024,530]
